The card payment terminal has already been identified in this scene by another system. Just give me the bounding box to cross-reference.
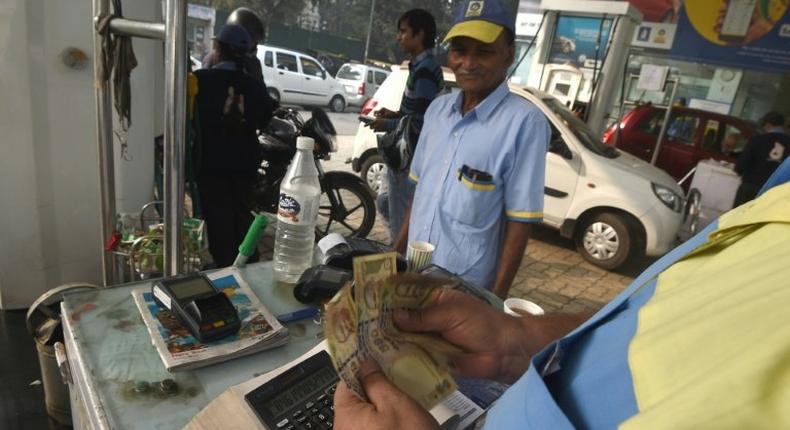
[151,273,241,343]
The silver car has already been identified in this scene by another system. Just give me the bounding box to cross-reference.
[335,63,390,108]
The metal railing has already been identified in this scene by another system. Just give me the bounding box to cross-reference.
[92,0,187,285]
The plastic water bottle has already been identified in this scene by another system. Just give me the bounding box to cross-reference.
[273,136,321,283]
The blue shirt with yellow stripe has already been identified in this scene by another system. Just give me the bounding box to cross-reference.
[408,80,549,290]
[482,158,790,429]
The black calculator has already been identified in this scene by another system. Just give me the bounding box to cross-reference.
[245,351,339,429]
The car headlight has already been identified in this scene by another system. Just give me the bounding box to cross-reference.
[652,183,682,212]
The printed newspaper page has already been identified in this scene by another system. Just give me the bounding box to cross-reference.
[132,267,289,371]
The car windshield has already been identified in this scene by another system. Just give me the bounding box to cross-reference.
[336,65,363,80]
[542,98,619,158]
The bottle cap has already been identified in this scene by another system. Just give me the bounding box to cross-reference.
[296,136,315,151]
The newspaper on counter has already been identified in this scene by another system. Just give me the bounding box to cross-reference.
[132,267,289,372]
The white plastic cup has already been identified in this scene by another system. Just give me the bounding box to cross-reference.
[503,298,545,317]
[406,241,435,272]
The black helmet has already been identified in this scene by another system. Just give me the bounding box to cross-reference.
[227,7,265,46]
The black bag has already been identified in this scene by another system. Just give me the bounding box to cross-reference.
[376,115,421,172]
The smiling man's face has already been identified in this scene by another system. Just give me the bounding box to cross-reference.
[447,32,513,97]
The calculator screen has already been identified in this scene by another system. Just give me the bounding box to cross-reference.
[265,366,337,416]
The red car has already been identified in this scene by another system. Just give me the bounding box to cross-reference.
[603,105,757,187]
[627,0,676,22]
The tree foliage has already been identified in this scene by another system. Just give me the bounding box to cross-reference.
[318,0,456,63]
[193,0,521,64]
[191,0,310,25]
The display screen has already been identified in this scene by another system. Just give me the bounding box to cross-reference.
[322,269,345,284]
[265,367,337,416]
[170,277,214,300]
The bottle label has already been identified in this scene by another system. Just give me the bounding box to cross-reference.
[278,192,318,225]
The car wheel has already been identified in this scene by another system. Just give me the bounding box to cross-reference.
[329,95,346,113]
[267,88,280,104]
[575,212,632,270]
[360,154,387,195]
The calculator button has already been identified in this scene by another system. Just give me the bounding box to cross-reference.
[305,401,315,409]
[284,426,295,430]
[292,410,303,418]
[303,422,315,430]
[276,418,289,428]
[311,408,319,415]
[296,415,307,424]
[316,394,327,403]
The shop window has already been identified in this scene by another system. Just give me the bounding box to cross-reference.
[666,114,699,145]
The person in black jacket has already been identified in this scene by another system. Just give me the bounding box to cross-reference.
[194,24,276,266]
[733,111,790,206]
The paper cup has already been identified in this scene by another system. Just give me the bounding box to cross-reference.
[503,298,545,317]
[406,241,435,272]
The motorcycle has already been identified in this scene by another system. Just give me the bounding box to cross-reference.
[253,107,376,238]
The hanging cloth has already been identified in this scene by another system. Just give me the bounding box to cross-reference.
[95,0,137,129]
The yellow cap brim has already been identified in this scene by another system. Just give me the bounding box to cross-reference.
[443,20,504,44]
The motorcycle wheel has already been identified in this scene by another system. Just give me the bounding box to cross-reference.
[316,173,376,239]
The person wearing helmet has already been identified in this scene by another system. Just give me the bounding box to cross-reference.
[202,7,266,83]
[193,24,276,267]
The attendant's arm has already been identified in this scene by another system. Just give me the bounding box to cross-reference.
[393,199,412,254]
[492,221,531,299]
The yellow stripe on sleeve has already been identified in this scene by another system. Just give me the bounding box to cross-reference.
[505,210,543,221]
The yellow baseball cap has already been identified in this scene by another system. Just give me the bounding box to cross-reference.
[443,0,515,44]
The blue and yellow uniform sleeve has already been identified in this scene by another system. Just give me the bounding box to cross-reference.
[504,113,549,222]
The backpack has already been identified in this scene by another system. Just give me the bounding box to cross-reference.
[376,115,422,172]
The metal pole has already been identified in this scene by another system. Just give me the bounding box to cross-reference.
[585,14,638,137]
[650,78,678,165]
[363,0,376,62]
[108,18,166,40]
[92,0,117,286]
[164,0,187,276]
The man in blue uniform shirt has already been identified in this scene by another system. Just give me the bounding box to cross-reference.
[393,0,549,299]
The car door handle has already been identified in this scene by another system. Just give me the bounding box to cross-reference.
[278,71,284,75]
[305,77,311,80]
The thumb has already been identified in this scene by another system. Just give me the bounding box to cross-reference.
[358,359,401,406]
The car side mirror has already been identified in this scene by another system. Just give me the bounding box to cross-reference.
[549,137,573,160]
[321,70,327,80]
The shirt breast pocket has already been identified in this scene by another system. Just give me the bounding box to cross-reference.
[441,166,500,227]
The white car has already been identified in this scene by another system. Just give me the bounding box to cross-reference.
[256,45,348,112]
[350,66,685,270]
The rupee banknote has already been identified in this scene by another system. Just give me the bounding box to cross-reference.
[325,254,461,409]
